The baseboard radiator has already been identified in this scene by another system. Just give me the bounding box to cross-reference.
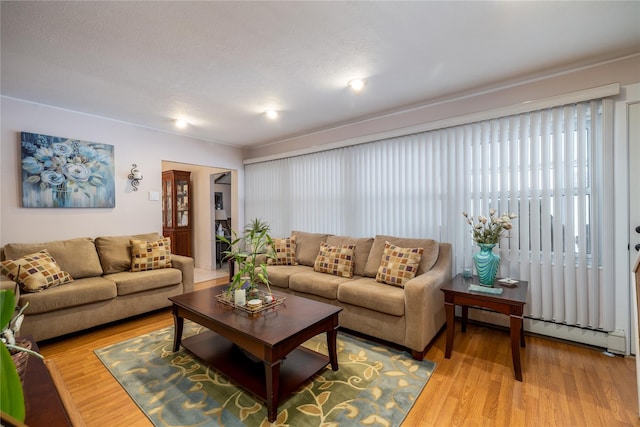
[462,307,626,354]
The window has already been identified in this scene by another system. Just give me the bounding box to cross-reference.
[246,99,614,331]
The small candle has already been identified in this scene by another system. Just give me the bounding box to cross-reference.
[234,289,246,306]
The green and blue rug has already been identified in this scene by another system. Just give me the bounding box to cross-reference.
[95,322,435,427]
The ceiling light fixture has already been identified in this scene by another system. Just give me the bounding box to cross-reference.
[174,119,188,129]
[348,78,367,92]
[265,110,279,120]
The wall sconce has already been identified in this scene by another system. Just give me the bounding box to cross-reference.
[128,164,143,191]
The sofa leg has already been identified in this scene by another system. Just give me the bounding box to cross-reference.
[411,349,426,360]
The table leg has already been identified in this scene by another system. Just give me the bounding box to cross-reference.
[264,360,281,422]
[520,318,526,347]
[172,308,184,352]
[461,306,469,333]
[510,315,523,381]
[444,302,454,359]
[327,327,339,371]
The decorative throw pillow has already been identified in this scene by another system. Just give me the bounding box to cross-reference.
[268,237,298,265]
[0,250,73,293]
[313,242,355,278]
[376,241,424,287]
[130,238,172,272]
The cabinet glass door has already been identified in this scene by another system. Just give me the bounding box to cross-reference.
[177,179,189,227]
[164,179,172,227]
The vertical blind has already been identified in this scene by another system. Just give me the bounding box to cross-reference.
[246,99,614,331]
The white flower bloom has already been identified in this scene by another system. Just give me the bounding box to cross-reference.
[2,329,16,346]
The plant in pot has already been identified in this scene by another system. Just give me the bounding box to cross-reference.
[0,283,43,423]
[219,218,276,303]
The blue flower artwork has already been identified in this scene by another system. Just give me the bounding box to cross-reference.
[21,132,115,208]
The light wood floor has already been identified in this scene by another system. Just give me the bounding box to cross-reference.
[38,278,639,427]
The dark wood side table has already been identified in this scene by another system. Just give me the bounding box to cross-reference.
[21,337,73,426]
[441,274,528,381]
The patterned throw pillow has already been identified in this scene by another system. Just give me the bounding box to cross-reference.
[313,242,355,278]
[0,250,73,293]
[130,238,172,272]
[376,241,424,287]
[268,237,298,265]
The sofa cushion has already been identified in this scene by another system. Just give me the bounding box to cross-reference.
[0,250,73,293]
[105,268,183,296]
[338,278,405,317]
[289,270,351,300]
[376,241,423,287]
[268,237,298,266]
[130,238,172,272]
[3,237,103,279]
[290,231,330,267]
[364,235,440,278]
[94,233,161,274]
[325,235,374,277]
[313,242,355,278]
[265,265,309,289]
[20,276,116,314]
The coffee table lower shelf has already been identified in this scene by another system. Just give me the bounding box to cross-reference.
[181,330,330,407]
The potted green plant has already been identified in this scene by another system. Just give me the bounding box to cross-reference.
[219,218,276,300]
[0,284,43,423]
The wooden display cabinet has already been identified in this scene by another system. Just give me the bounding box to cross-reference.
[162,170,192,257]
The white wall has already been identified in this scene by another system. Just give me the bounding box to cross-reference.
[1,97,245,249]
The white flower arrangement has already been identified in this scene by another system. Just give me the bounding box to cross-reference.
[463,209,517,245]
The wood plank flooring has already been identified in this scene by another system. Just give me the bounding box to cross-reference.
[37,278,639,426]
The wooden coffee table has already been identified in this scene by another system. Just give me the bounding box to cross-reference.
[169,285,342,422]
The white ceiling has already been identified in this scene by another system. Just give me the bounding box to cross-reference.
[2,1,639,149]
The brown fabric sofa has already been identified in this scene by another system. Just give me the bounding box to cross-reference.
[0,232,194,342]
[263,231,452,359]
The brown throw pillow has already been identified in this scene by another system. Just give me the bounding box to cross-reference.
[313,242,355,278]
[376,241,423,287]
[130,238,172,272]
[268,237,298,265]
[0,250,73,293]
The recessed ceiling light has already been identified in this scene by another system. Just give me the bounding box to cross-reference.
[348,78,367,92]
[174,119,188,129]
[265,110,279,120]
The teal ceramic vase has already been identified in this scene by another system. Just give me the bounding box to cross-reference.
[473,243,500,286]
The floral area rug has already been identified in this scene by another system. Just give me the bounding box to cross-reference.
[94,322,435,427]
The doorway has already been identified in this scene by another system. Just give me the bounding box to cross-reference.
[629,102,640,355]
[161,161,235,276]
[212,171,232,272]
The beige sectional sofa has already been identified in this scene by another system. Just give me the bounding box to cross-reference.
[263,231,452,360]
[0,232,194,342]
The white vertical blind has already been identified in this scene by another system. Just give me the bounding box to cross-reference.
[245,99,614,332]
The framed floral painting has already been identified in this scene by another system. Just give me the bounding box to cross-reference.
[20,132,115,208]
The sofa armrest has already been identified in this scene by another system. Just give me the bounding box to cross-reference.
[402,242,452,353]
[171,255,194,293]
